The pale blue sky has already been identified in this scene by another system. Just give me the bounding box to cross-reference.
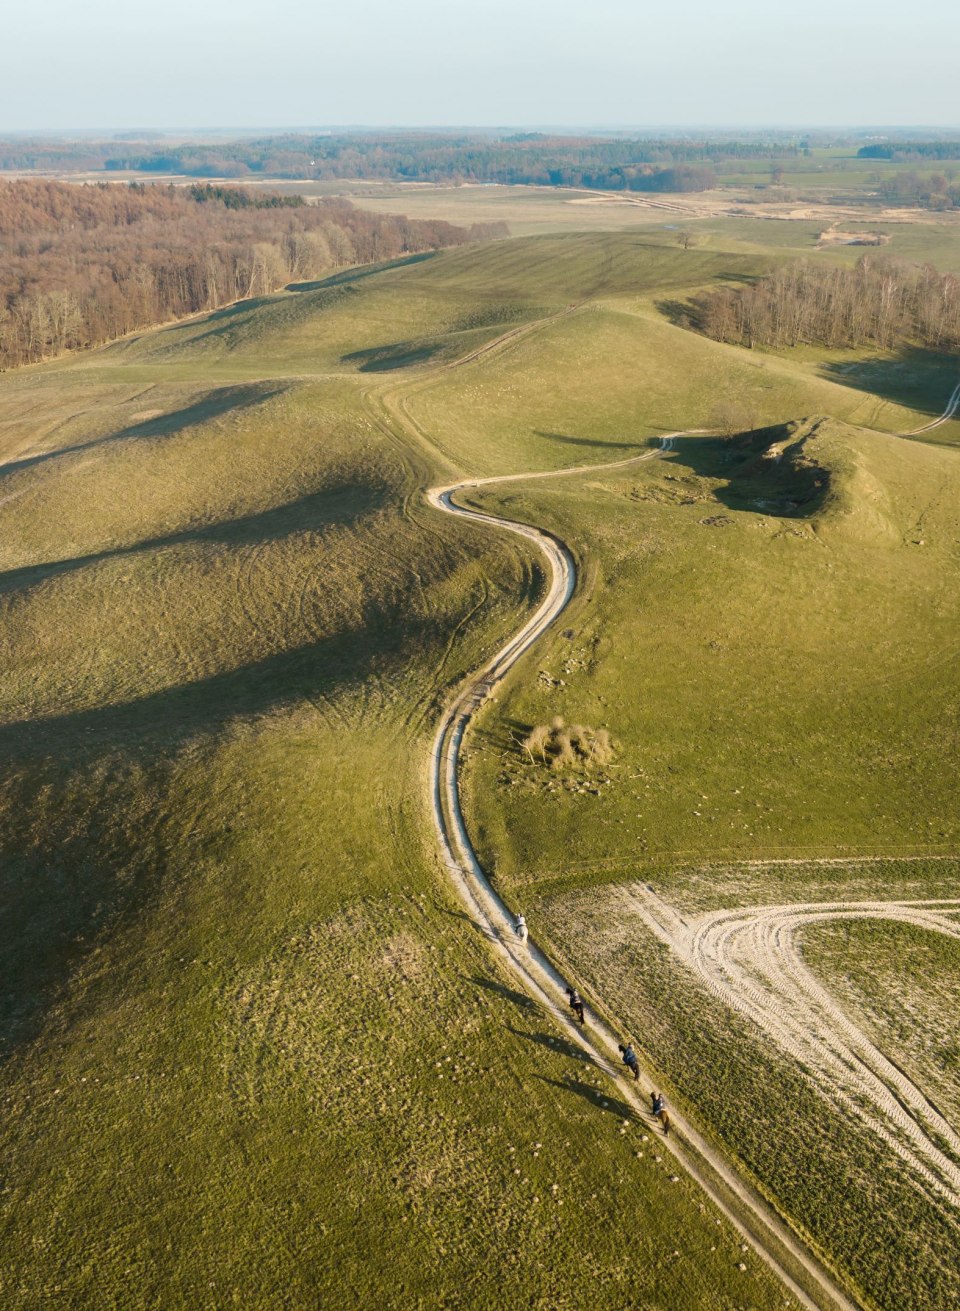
[4,0,958,131]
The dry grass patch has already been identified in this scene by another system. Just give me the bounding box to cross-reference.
[521,717,613,771]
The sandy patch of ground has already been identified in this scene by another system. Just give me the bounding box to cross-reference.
[622,884,960,1208]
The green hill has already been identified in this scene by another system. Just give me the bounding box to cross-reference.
[462,412,960,883]
[2,225,959,1310]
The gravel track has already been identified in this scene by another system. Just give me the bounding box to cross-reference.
[407,328,960,1310]
[425,440,859,1311]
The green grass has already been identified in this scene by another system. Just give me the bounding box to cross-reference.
[4,216,960,1308]
[461,417,960,891]
[0,236,805,1310]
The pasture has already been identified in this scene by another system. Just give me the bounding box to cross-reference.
[2,209,959,1308]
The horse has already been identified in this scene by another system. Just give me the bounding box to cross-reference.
[651,1091,671,1135]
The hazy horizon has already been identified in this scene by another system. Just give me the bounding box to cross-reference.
[5,124,960,138]
[3,0,959,133]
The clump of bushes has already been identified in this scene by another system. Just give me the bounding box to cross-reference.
[521,717,613,770]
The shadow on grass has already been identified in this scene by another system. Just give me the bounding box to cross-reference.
[660,426,831,519]
[656,297,701,330]
[534,431,643,452]
[287,251,438,293]
[536,1075,639,1122]
[0,383,285,483]
[435,905,487,935]
[507,1025,599,1068]
[0,598,441,1062]
[0,479,388,597]
[818,346,960,419]
[468,975,538,1014]
[341,340,445,372]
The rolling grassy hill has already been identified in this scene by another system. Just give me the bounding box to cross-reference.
[2,222,959,1309]
[0,236,805,1310]
[461,415,960,886]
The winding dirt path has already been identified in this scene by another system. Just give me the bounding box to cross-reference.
[627,888,960,1212]
[425,446,859,1311]
[389,314,960,1308]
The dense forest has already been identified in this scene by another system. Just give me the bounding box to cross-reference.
[0,180,505,368]
[690,257,960,352]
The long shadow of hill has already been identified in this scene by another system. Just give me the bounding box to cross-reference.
[819,346,959,419]
[0,383,284,482]
[341,339,445,372]
[0,479,388,596]
[535,430,645,452]
[0,590,439,1061]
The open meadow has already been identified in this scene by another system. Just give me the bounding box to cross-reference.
[2,201,959,1309]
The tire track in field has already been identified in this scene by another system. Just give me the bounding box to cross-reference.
[904,378,960,434]
[626,886,960,1211]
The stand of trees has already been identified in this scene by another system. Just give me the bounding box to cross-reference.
[0,180,505,369]
[875,171,960,210]
[691,257,960,353]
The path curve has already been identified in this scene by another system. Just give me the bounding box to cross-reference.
[426,441,859,1311]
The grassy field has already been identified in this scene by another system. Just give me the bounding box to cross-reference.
[3,212,960,1307]
[460,415,960,887]
[0,237,810,1309]
[345,182,960,272]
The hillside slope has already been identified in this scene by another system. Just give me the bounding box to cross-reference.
[0,238,807,1310]
[2,227,957,1309]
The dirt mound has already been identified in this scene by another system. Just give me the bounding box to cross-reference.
[721,415,902,543]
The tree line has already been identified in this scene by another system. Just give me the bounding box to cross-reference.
[858,142,960,162]
[690,256,960,353]
[0,131,790,185]
[107,140,720,192]
[0,180,505,369]
[875,170,960,210]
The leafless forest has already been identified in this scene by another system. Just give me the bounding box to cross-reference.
[0,180,505,368]
[693,256,960,352]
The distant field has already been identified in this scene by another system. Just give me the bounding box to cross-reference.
[3,208,960,1308]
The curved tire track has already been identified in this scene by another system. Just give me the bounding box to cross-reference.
[904,379,960,435]
[629,887,960,1212]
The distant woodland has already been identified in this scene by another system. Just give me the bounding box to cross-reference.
[0,133,751,188]
[858,142,960,162]
[6,132,960,205]
[0,181,505,368]
[691,257,960,352]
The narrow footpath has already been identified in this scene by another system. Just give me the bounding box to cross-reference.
[426,445,861,1311]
